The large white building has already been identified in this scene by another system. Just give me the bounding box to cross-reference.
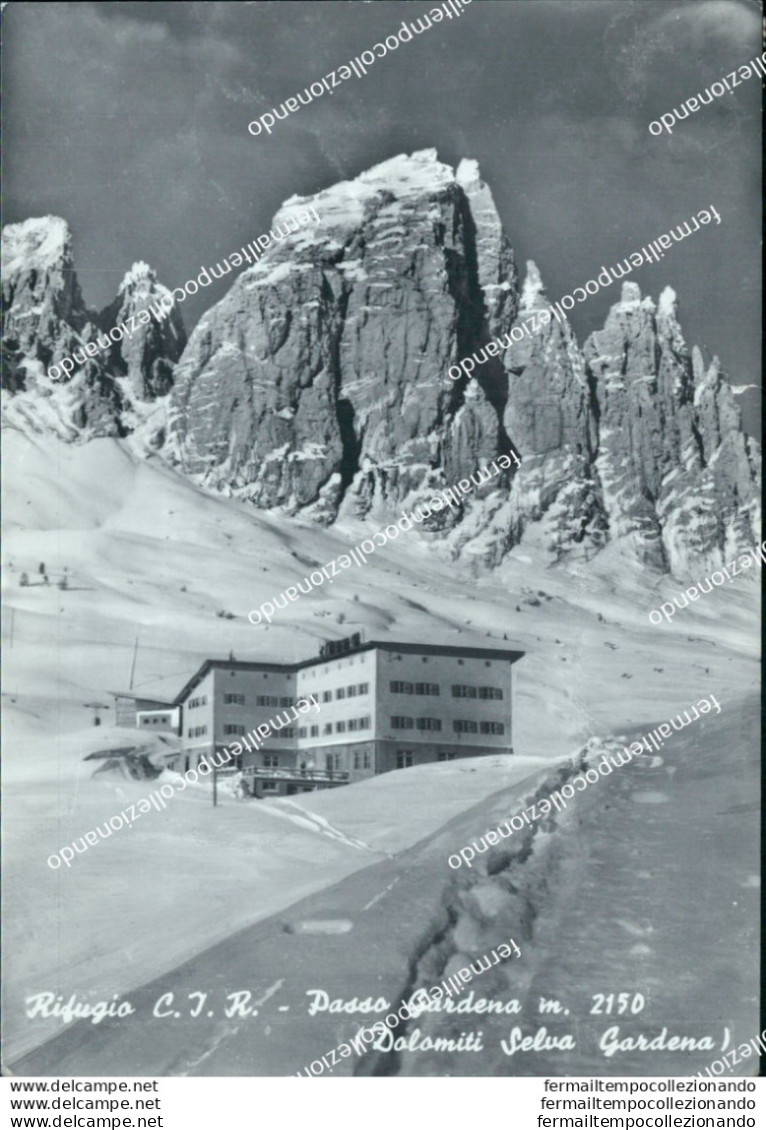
[161,636,524,797]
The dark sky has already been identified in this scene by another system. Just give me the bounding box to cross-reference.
[5,0,762,433]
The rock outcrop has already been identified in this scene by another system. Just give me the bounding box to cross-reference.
[99,262,186,401]
[501,262,606,562]
[2,216,87,369]
[1,218,184,441]
[166,151,520,523]
[583,283,760,572]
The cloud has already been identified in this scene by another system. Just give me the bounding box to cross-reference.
[606,0,761,104]
[652,0,760,48]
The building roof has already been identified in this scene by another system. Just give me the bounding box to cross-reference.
[171,660,291,706]
[346,641,525,664]
[170,641,525,706]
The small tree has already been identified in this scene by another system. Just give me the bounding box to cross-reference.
[59,576,68,590]
[20,572,29,587]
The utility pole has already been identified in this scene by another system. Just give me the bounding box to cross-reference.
[213,760,218,807]
[128,634,139,690]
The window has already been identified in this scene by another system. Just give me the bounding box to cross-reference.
[346,685,357,698]
[480,721,505,735]
[223,693,245,705]
[363,751,372,769]
[347,716,370,732]
[390,680,413,694]
[310,725,320,737]
[336,688,346,700]
[256,695,279,707]
[453,720,478,734]
[298,727,307,739]
[354,751,362,769]
[357,683,369,695]
[188,695,207,709]
[415,682,439,696]
[438,752,457,761]
[452,684,477,699]
[416,718,442,732]
[396,751,413,768]
[322,691,332,703]
[335,721,347,733]
[261,781,279,792]
[391,716,414,730]
[263,754,279,768]
[323,723,333,735]
[280,728,295,738]
[478,687,503,701]
[354,749,374,770]
[326,753,341,770]
[223,724,245,736]
[280,696,293,707]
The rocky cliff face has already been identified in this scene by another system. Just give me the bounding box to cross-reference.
[1,218,184,442]
[2,217,87,367]
[168,149,759,576]
[166,151,519,524]
[499,263,606,564]
[100,262,186,401]
[583,283,760,573]
[3,154,759,578]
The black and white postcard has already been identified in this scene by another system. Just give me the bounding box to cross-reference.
[2,0,762,1094]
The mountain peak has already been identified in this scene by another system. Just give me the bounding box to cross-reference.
[118,261,159,295]
[1,216,71,276]
[657,285,678,318]
[519,260,549,309]
[357,147,452,194]
[278,150,459,237]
